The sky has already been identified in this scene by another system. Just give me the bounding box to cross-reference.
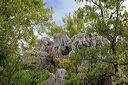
[44,0,85,26]
[44,0,128,26]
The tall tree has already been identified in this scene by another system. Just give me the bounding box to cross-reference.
[66,0,128,84]
[63,9,85,37]
[0,0,52,84]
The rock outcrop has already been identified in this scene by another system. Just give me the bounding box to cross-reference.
[44,68,67,85]
[30,37,53,68]
[68,33,109,50]
[52,33,70,56]
[30,33,111,85]
[30,33,71,68]
[44,73,56,85]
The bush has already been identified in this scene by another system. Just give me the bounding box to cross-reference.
[11,69,49,85]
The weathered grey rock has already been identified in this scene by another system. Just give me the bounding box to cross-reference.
[30,37,53,68]
[68,33,109,50]
[44,68,67,85]
[55,69,66,85]
[53,33,70,46]
[30,33,69,68]
[30,33,111,85]
[55,68,67,79]
[44,73,56,85]
[30,33,109,68]
[55,78,65,85]
[68,33,111,85]
[52,33,70,56]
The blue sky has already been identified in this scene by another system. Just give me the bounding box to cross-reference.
[44,0,84,26]
[44,0,128,26]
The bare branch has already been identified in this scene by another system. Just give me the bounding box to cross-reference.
[91,0,104,20]
[109,11,116,20]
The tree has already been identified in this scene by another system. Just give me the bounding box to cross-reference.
[39,22,64,37]
[63,9,85,37]
[65,0,128,84]
[0,0,52,84]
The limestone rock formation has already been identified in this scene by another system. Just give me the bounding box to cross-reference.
[30,33,111,85]
[68,33,109,50]
[30,33,70,68]
[44,73,56,85]
[30,32,109,69]
[52,33,70,56]
[44,68,67,85]
[30,37,53,68]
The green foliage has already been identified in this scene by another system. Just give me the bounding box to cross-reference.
[0,0,52,84]
[1,0,128,85]
[65,72,80,85]
[63,9,85,37]
[40,23,64,36]
[65,63,80,85]
[65,0,128,84]
[0,0,52,63]
[11,69,49,85]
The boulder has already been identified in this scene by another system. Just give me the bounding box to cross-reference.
[44,68,67,85]
[55,69,67,85]
[30,33,111,85]
[44,73,56,85]
[68,33,109,50]
[30,37,53,68]
[52,33,70,56]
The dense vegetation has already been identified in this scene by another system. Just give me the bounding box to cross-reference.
[0,0,128,85]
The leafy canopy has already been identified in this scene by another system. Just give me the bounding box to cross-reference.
[64,0,128,84]
[0,0,52,84]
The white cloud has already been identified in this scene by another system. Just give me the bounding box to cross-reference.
[123,0,128,10]
[44,0,128,26]
[44,0,85,25]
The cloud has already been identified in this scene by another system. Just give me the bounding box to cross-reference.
[44,0,128,26]
[44,0,84,25]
